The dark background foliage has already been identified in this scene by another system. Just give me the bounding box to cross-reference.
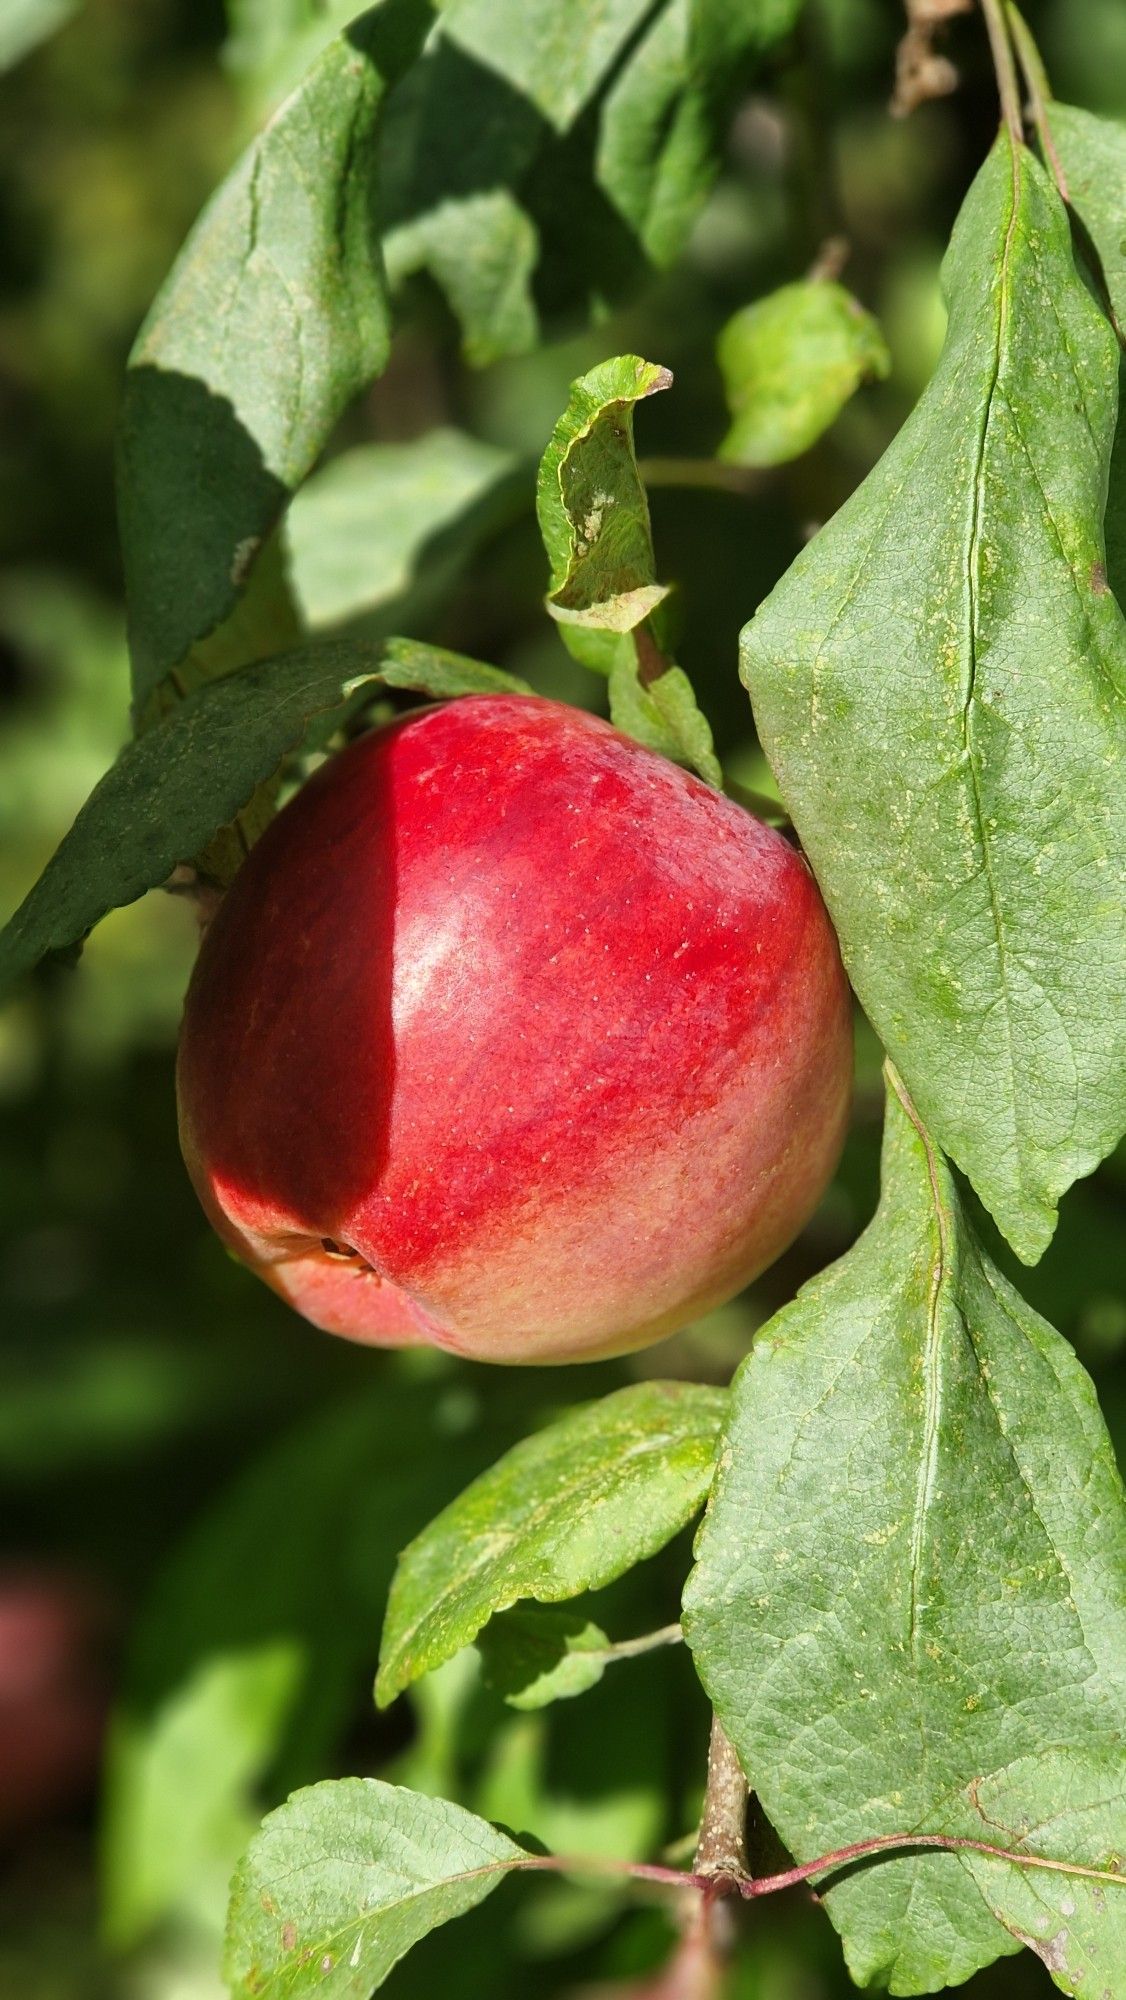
[0,3,1123,1995]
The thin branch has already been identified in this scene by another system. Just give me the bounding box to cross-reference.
[979,0,1024,143]
[1005,2,1068,199]
[890,0,972,120]
[606,1622,683,1662]
[738,1831,1126,1898]
[693,1718,749,1885]
[513,1830,1126,1902]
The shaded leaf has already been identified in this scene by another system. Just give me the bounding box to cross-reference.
[0,641,386,996]
[386,190,540,365]
[477,1608,612,1710]
[379,34,548,363]
[597,0,802,267]
[1052,103,1126,330]
[379,637,533,699]
[740,135,1126,1260]
[684,1077,1126,1995]
[119,0,430,712]
[377,1381,726,1706]
[440,0,655,132]
[224,1779,526,1996]
[283,431,522,630]
[718,279,890,467]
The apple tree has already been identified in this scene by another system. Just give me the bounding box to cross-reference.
[1,2,1124,1996]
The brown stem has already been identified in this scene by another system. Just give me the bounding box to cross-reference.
[978,0,1024,142]
[693,1718,749,1886]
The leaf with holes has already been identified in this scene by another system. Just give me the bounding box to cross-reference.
[376,1380,726,1706]
[741,133,1126,1261]
[684,1076,1126,1995]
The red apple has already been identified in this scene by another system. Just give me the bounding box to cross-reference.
[176,695,851,1363]
[0,1570,109,1839]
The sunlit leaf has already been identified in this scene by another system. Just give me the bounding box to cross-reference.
[224,1780,527,1996]
[377,1381,726,1706]
[685,1077,1126,1994]
[741,135,1126,1260]
[718,278,890,466]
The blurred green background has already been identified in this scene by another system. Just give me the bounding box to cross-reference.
[1,3,1123,1995]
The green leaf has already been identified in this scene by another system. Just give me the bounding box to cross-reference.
[740,135,1126,1261]
[386,191,540,366]
[605,647,724,787]
[538,354,672,627]
[477,1608,612,1710]
[283,431,523,630]
[595,0,802,268]
[0,0,77,71]
[440,0,656,132]
[0,641,387,998]
[224,1779,527,1996]
[1051,107,1126,607]
[1052,103,1126,330]
[376,1380,726,1706]
[223,0,362,108]
[684,1075,1126,1995]
[536,355,721,784]
[379,637,533,699]
[717,279,890,467]
[118,1,430,713]
[378,34,547,364]
[102,1379,537,1946]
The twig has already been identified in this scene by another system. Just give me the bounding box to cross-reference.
[979,0,1024,143]
[1005,2,1068,198]
[515,1829,1126,1900]
[890,0,972,120]
[693,1718,749,1886]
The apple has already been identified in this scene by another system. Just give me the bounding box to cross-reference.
[0,1570,109,1839]
[177,695,852,1363]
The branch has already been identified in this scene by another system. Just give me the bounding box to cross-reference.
[978,0,1024,143]
[693,1718,749,1886]
[1005,2,1068,199]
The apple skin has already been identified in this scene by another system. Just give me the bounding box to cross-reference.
[177,695,852,1363]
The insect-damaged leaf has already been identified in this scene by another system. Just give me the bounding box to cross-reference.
[684,1077,1126,1996]
[536,355,721,784]
[741,134,1126,1260]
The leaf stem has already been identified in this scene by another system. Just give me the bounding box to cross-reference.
[606,1622,684,1662]
[978,0,1024,143]
[513,1829,1126,1901]
[1005,3,1068,199]
[637,458,771,496]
